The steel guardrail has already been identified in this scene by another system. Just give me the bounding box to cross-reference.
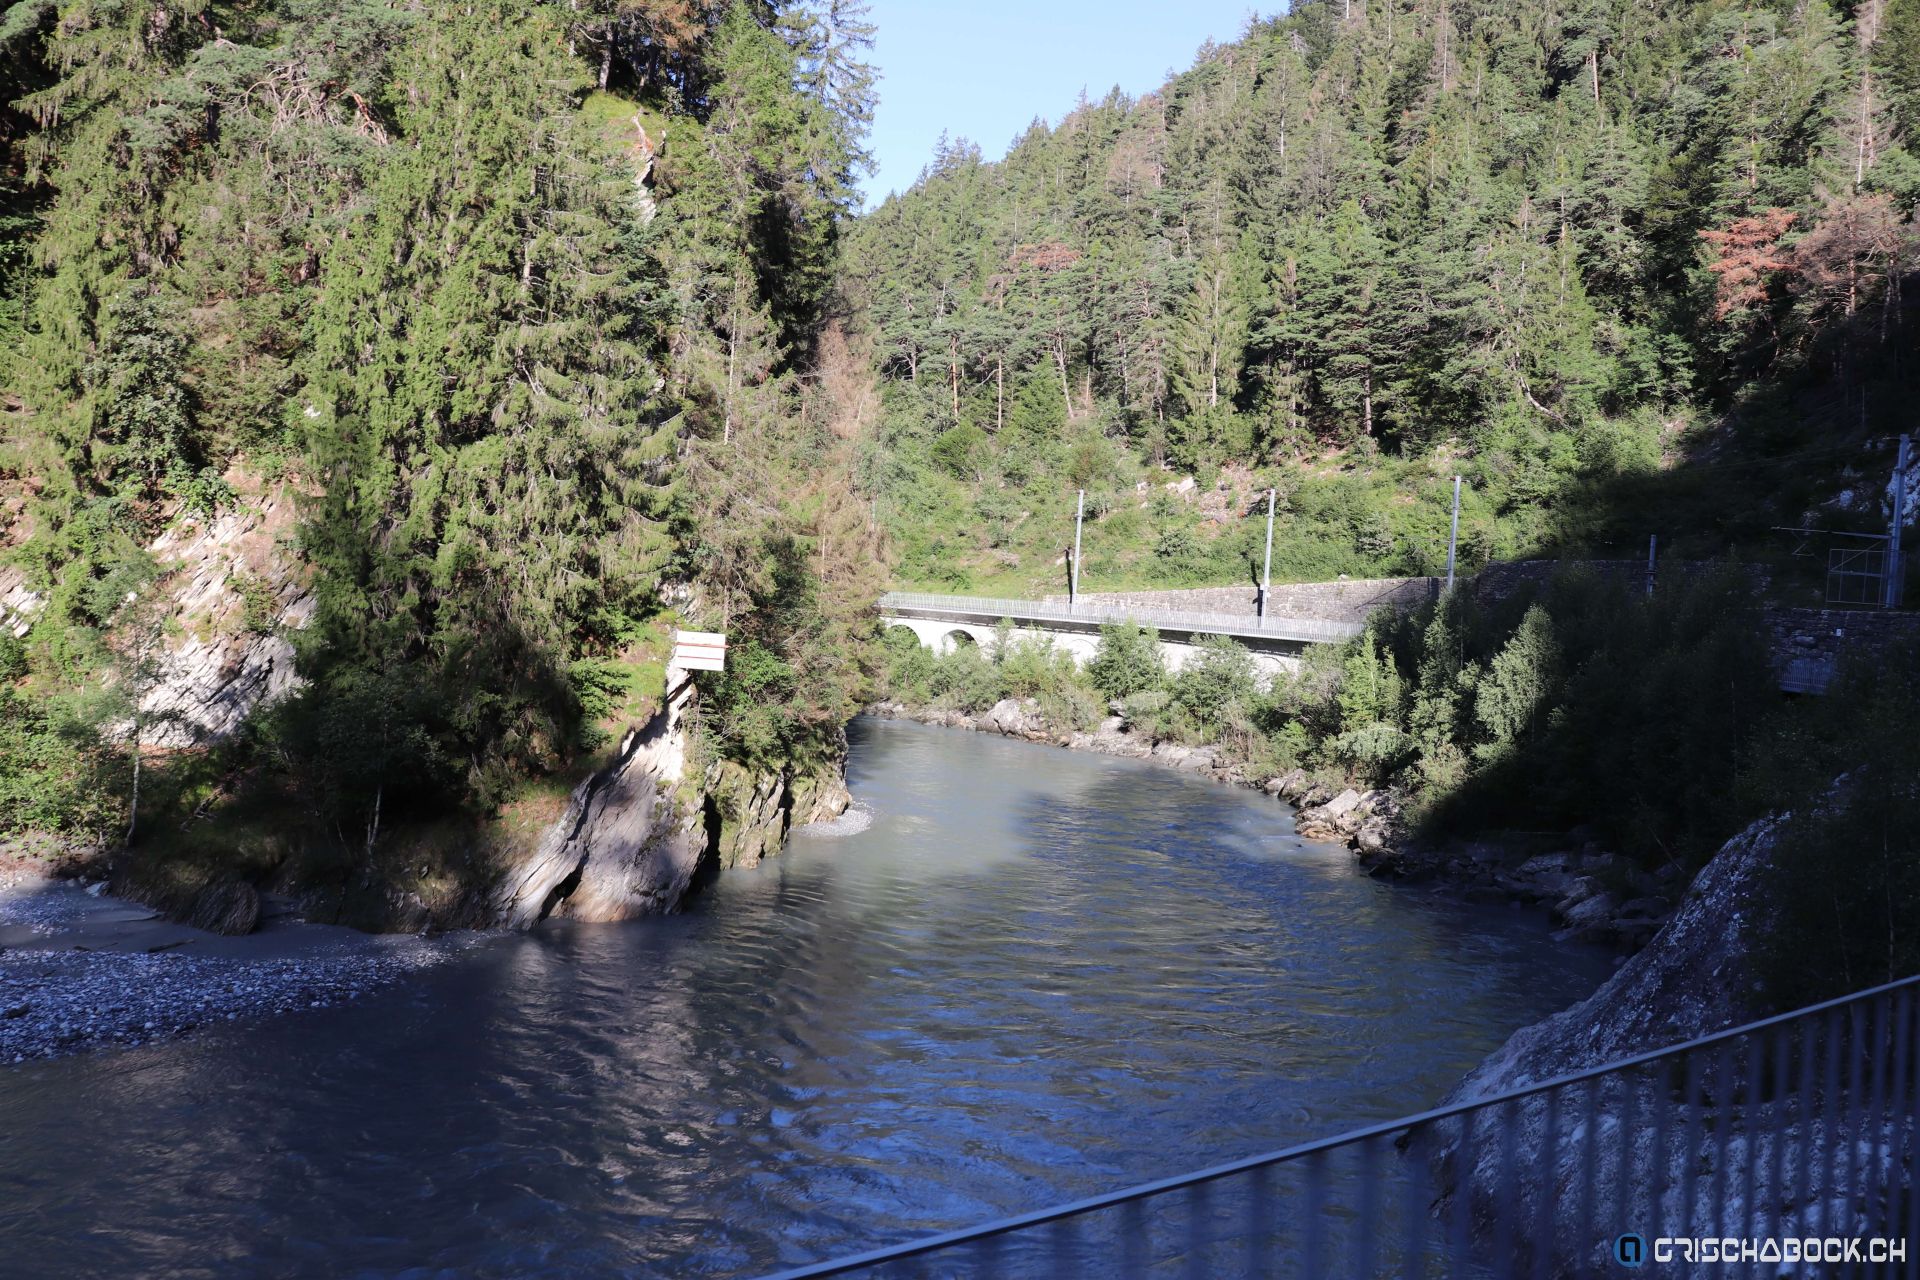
[759,971,1920,1278]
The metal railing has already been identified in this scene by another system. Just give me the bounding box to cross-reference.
[760,973,1920,1278]
[876,591,1365,646]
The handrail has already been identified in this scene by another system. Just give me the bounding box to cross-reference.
[876,591,1365,644]
[756,969,1920,1279]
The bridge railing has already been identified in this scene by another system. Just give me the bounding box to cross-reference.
[759,972,1920,1278]
[876,591,1365,645]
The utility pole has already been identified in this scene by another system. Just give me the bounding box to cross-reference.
[1888,435,1911,608]
[1646,534,1657,598]
[1444,476,1462,593]
[1259,488,1275,621]
[1070,489,1085,607]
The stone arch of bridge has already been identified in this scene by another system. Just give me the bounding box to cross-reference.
[881,615,999,656]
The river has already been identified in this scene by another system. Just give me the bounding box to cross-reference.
[0,717,1613,1277]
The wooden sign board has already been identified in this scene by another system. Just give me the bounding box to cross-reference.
[672,630,727,672]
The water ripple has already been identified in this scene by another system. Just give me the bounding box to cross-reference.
[0,717,1613,1278]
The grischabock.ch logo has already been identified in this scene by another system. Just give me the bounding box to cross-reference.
[1616,1233,1908,1267]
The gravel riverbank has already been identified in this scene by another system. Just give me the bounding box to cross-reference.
[0,875,460,1065]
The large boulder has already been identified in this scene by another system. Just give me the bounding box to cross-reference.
[1553,889,1620,941]
[1174,747,1217,772]
[1354,816,1393,855]
[1297,782,1335,808]
[1295,787,1367,842]
[187,879,261,936]
[1264,768,1309,799]
[984,698,1028,736]
[1320,787,1364,818]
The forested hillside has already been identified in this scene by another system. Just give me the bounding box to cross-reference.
[847,0,1920,593]
[0,1,882,861]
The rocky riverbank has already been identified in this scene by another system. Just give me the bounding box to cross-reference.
[0,874,458,1065]
[868,697,1676,951]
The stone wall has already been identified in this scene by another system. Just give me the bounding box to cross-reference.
[1767,606,1920,692]
[1053,561,1760,625]
[1468,557,1773,605]
[1050,560,1780,625]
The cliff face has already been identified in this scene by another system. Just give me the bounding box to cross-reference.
[137,495,314,748]
[1,487,313,746]
[701,757,852,872]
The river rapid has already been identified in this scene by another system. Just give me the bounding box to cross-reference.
[0,717,1613,1277]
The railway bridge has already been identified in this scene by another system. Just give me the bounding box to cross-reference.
[877,591,1364,679]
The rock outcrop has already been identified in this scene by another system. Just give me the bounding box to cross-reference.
[186,879,263,936]
[493,681,851,928]
[1292,785,1377,839]
[137,490,314,748]
[2,485,315,748]
[699,759,851,872]
[0,565,41,638]
[1426,806,1911,1275]
[491,683,704,929]
[1449,814,1775,1099]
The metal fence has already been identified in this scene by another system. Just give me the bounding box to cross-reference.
[876,591,1365,646]
[1827,547,1892,606]
[760,973,1920,1279]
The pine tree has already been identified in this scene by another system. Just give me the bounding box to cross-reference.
[297,4,678,802]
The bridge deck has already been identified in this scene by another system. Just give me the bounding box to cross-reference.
[878,591,1364,646]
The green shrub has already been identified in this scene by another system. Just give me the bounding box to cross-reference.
[229,572,280,634]
[925,641,1006,713]
[0,630,24,683]
[930,423,989,479]
[997,632,1079,700]
[1471,604,1558,762]
[1036,680,1102,733]
[1087,622,1164,700]
[1170,636,1258,735]
[880,626,935,702]
[0,687,122,838]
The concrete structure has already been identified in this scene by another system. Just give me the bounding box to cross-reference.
[878,591,1363,680]
[885,570,1920,694]
[1046,577,1440,625]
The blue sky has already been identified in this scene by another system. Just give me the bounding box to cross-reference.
[859,0,1264,207]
